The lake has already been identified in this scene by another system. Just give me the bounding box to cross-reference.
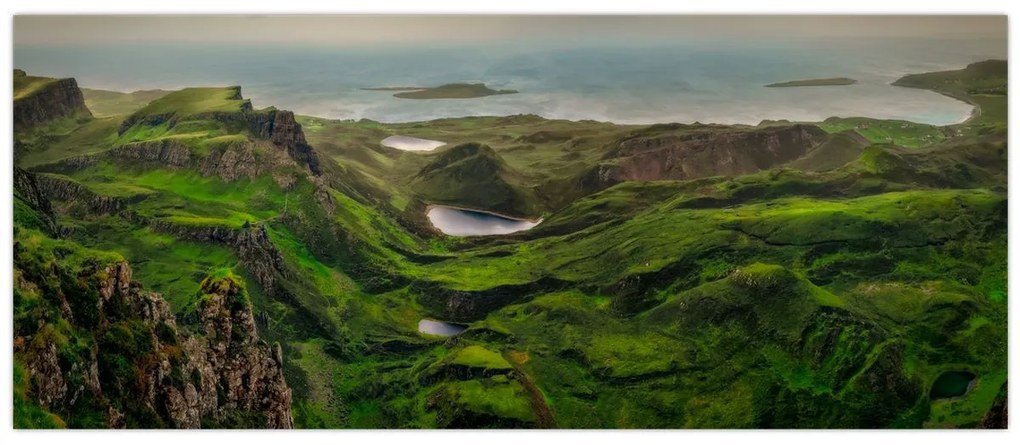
[418,319,468,337]
[427,205,540,236]
[929,371,976,399]
[381,135,446,151]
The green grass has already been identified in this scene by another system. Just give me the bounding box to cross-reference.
[14,72,60,100]
[129,86,249,117]
[449,345,512,371]
[818,117,945,148]
[11,59,1007,429]
[444,379,536,423]
[82,88,173,117]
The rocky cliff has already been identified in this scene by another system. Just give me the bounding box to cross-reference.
[14,167,59,235]
[605,124,828,181]
[115,86,323,177]
[13,225,293,428]
[563,124,829,205]
[14,70,92,130]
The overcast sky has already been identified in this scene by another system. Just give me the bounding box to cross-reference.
[14,15,1007,46]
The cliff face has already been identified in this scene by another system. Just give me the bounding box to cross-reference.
[563,124,829,205]
[14,71,92,130]
[14,167,59,235]
[114,86,323,177]
[605,124,828,182]
[36,174,127,216]
[13,229,293,428]
[209,109,323,176]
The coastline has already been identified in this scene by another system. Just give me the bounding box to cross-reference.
[888,81,982,127]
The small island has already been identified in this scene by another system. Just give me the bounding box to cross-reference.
[362,82,518,99]
[765,77,858,88]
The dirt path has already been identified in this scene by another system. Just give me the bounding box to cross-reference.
[503,350,558,428]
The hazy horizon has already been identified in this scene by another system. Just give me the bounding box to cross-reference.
[14,15,1008,47]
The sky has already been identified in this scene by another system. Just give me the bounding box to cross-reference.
[13,15,1008,46]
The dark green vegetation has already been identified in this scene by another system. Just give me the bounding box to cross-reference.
[364,83,519,99]
[12,60,1007,429]
[765,77,857,87]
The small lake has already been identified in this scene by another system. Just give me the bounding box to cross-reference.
[418,319,468,337]
[930,371,976,399]
[427,205,541,236]
[381,135,446,151]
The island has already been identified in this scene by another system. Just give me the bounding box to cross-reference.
[362,82,518,99]
[765,77,858,87]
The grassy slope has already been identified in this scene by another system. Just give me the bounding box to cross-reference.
[82,88,172,117]
[130,86,249,116]
[14,72,60,100]
[13,60,1008,429]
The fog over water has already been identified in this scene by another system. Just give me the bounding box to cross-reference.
[13,17,1006,125]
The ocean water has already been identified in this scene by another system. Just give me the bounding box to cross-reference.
[13,37,1005,125]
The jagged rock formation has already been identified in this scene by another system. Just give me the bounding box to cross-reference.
[36,174,127,216]
[13,215,293,428]
[115,86,323,177]
[14,167,59,235]
[14,70,92,130]
[13,177,293,426]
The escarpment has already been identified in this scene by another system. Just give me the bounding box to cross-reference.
[115,86,323,176]
[14,167,59,235]
[580,124,828,189]
[34,138,300,190]
[36,174,128,216]
[14,70,92,130]
[13,236,293,428]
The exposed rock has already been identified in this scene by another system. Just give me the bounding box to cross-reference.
[14,75,92,130]
[13,247,294,428]
[14,167,59,235]
[110,139,194,169]
[36,174,127,215]
[592,124,828,187]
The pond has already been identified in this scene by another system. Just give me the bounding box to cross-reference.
[426,205,541,236]
[418,319,468,337]
[929,371,976,399]
[380,135,446,151]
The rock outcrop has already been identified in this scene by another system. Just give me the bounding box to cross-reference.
[578,124,828,192]
[13,233,293,428]
[14,167,59,235]
[14,70,92,130]
[36,174,127,216]
[607,124,827,180]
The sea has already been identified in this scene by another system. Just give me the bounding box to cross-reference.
[13,36,1006,125]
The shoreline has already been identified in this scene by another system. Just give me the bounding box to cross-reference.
[888,82,982,127]
[425,203,544,226]
[78,72,981,130]
[295,88,977,130]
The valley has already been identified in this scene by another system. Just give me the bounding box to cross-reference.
[12,59,1008,429]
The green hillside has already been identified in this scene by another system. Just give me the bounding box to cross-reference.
[11,60,1008,429]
